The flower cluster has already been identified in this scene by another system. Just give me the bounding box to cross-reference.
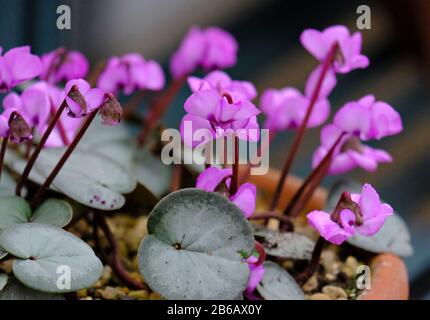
[170,26,238,78]
[312,95,403,174]
[307,184,393,245]
[98,53,165,95]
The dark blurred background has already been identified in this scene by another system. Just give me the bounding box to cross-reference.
[1,0,430,299]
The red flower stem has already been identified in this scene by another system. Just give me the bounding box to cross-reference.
[239,130,276,183]
[30,109,98,208]
[15,100,68,196]
[249,212,294,231]
[137,75,187,147]
[50,103,69,146]
[0,136,9,184]
[254,241,267,266]
[230,135,239,196]
[269,42,339,212]
[95,212,148,290]
[170,164,182,192]
[283,132,346,218]
[296,236,326,285]
[123,90,146,119]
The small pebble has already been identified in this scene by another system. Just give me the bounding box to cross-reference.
[149,292,163,300]
[98,286,126,300]
[309,293,331,300]
[302,275,318,292]
[128,290,150,300]
[322,285,348,300]
[282,260,294,270]
[76,289,88,299]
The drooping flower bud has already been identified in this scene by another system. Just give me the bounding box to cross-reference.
[8,112,32,144]
[99,93,123,126]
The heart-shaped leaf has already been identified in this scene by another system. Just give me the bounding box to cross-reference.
[0,171,26,197]
[6,148,137,210]
[0,196,72,230]
[138,188,254,300]
[347,213,413,257]
[0,196,31,232]
[252,224,314,260]
[0,223,103,293]
[30,198,73,228]
[257,261,304,300]
[0,277,64,300]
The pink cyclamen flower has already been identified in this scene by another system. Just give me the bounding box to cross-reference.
[188,70,257,101]
[98,53,165,95]
[40,48,89,84]
[3,81,82,147]
[261,65,336,131]
[64,79,106,118]
[307,184,393,245]
[180,89,260,147]
[0,46,42,92]
[245,255,265,295]
[300,25,369,73]
[312,124,392,174]
[0,111,32,144]
[170,26,238,79]
[196,166,256,218]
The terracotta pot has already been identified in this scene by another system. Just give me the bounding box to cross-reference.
[246,169,409,300]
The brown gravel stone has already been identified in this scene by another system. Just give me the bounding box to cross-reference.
[309,293,331,300]
[322,285,348,300]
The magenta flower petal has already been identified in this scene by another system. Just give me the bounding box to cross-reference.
[307,210,353,245]
[334,101,371,137]
[0,115,9,137]
[308,98,330,128]
[141,60,165,91]
[201,27,238,71]
[367,101,403,140]
[180,114,214,147]
[300,29,327,61]
[184,89,220,119]
[230,183,256,218]
[305,65,337,99]
[196,166,232,192]
[245,256,265,294]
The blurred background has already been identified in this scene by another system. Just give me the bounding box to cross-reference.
[1,0,429,299]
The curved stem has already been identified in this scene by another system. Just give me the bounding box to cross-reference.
[30,110,98,208]
[86,60,106,87]
[137,75,186,147]
[269,42,339,211]
[230,135,239,196]
[16,100,67,196]
[284,132,346,218]
[296,236,326,285]
[0,137,9,183]
[95,212,148,290]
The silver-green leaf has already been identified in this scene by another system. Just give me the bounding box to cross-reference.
[0,223,103,293]
[138,188,254,300]
[257,261,304,300]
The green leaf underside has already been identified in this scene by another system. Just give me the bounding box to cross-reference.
[0,223,103,293]
[257,261,305,300]
[138,188,255,300]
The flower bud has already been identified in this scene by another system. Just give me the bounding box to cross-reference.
[9,112,32,144]
[99,93,123,126]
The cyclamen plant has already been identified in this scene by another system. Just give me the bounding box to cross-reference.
[0,23,411,300]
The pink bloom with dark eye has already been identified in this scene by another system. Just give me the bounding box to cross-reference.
[170,26,238,79]
[261,65,336,131]
[245,256,265,295]
[312,124,392,174]
[2,81,82,147]
[188,70,257,101]
[98,53,164,95]
[196,166,257,217]
[300,25,369,73]
[0,46,42,92]
[180,89,260,147]
[40,48,89,84]
[64,79,105,118]
[307,184,393,245]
